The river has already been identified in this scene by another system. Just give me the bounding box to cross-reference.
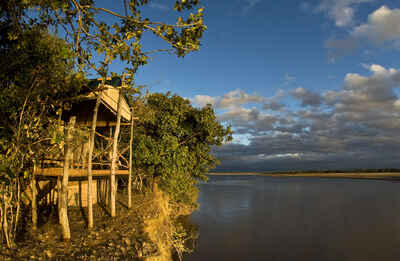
[185,175,400,261]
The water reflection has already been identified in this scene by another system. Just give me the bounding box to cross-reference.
[185,175,400,261]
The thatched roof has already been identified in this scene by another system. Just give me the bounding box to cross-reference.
[64,78,132,125]
[86,85,131,122]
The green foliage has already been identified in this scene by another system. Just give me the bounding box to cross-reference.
[0,0,210,249]
[131,93,232,204]
[0,158,15,186]
[0,28,85,171]
[3,0,207,80]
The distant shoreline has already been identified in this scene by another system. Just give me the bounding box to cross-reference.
[207,172,400,180]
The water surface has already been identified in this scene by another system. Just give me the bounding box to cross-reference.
[186,175,400,261]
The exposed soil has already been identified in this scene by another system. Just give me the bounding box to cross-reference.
[0,192,169,260]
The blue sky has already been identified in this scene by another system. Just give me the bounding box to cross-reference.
[105,0,400,171]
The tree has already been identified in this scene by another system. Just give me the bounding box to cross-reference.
[1,0,210,244]
[0,27,84,246]
[4,0,207,81]
[131,93,232,205]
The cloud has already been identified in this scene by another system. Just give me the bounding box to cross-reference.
[262,89,286,111]
[351,6,400,44]
[242,0,262,14]
[325,37,359,62]
[218,89,264,108]
[191,95,217,108]
[204,64,400,171]
[191,89,264,109]
[218,107,261,123]
[316,0,375,27]
[149,2,170,11]
[262,101,285,111]
[326,6,400,59]
[291,87,322,107]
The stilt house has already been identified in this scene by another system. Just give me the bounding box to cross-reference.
[33,78,133,207]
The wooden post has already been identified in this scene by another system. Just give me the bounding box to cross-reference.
[31,163,37,230]
[105,127,112,206]
[57,177,61,220]
[87,92,102,229]
[128,110,133,209]
[59,116,75,241]
[110,88,123,217]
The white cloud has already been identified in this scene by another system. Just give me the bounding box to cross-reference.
[344,73,368,88]
[149,2,170,11]
[209,64,400,171]
[316,0,375,27]
[218,89,264,108]
[325,64,400,108]
[191,89,264,109]
[257,153,302,160]
[191,95,217,107]
[218,106,261,123]
[326,5,400,59]
[352,6,400,44]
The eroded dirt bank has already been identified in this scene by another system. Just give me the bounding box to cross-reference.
[0,189,197,261]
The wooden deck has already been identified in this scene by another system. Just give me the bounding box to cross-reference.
[35,168,129,177]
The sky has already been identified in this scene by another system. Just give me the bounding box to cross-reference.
[105,0,400,172]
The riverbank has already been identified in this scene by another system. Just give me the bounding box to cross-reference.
[208,172,400,180]
[0,189,197,261]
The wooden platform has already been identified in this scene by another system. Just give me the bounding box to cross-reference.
[35,168,129,177]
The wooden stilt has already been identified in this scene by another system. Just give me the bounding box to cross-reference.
[128,110,133,209]
[106,127,112,206]
[87,92,102,229]
[57,177,61,222]
[110,88,123,217]
[59,116,75,241]
[31,164,37,231]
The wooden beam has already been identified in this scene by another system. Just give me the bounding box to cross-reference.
[35,168,129,177]
[77,118,139,127]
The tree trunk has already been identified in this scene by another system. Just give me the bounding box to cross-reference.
[31,164,37,231]
[59,116,75,241]
[128,110,133,209]
[87,93,101,229]
[110,88,123,217]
